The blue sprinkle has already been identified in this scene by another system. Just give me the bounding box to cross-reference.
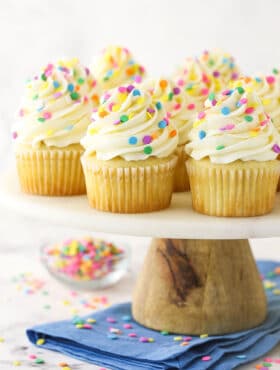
[236,101,242,108]
[67,83,74,92]
[132,89,141,96]
[158,120,167,129]
[128,136,138,145]
[156,101,162,110]
[122,315,132,322]
[229,62,234,69]
[221,106,230,115]
[64,125,74,131]
[107,334,118,340]
[53,81,60,89]
[37,105,44,112]
[106,70,113,77]
[198,130,206,140]
[128,59,135,65]
[255,77,262,83]
[236,355,246,359]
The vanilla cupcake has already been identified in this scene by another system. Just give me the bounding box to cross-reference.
[199,49,240,88]
[13,58,101,195]
[141,77,209,191]
[81,85,178,213]
[91,46,146,91]
[185,83,280,217]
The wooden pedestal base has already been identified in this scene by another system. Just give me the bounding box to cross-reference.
[132,238,267,335]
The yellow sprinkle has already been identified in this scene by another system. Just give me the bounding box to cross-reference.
[148,338,155,342]
[63,300,71,306]
[61,367,71,370]
[161,94,169,102]
[41,81,49,90]
[112,104,120,112]
[249,130,259,137]
[0,337,5,343]
[245,86,253,93]
[262,98,271,106]
[200,334,208,339]
[87,318,96,323]
[128,112,135,119]
[36,338,45,346]
[193,119,204,128]
[70,309,79,315]
[173,336,183,341]
[13,360,21,366]
[146,112,152,120]
[137,97,145,105]
[264,280,277,289]
[46,129,54,137]
[76,324,83,329]
[89,127,98,135]
[273,289,280,295]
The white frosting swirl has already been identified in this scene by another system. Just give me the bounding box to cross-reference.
[141,78,207,145]
[185,85,280,163]
[81,85,178,161]
[14,58,100,148]
[91,46,145,91]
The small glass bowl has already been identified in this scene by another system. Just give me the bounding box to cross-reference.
[40,237,130,290]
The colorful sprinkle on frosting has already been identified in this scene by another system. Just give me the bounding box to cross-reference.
[81,85,178,161]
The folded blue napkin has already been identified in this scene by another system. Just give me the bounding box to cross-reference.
[27,260,280,370]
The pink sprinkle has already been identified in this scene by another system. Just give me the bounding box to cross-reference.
[28,354,37,359]
[198,111,206,119]
[174,103,181,110]
[202,356,211,361]
[139,336,149,343]
[43,111,52,119]
[211,99,217,106]
[201,88,209,96]
[118,86,126,93]
[260,119,269,126]
[239,98,248,105]
[106,317,116,323]
[272,144,280,154]
[70,291,78,297]
[12,132,18,139]
[53,92,62,99]
[19,109,24,117]
[183,336,192,341]
[264,358,273,362]
[108,102,114,111]
[84,96,89,103]
[166,112,172,118]
[177,79,184,86]
[113,120,121,125]
[83,324,93,329]
[123,324,132,329]
[134,75,142,83]
[128,333,137,338]
[275,359,280,363]
[245,107,255,114]
[220,124,235,131]
[187,103,195,110]
[266,76,275,84]
[222,89,231,96]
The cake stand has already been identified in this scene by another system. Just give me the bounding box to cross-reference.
[1,170,279,335]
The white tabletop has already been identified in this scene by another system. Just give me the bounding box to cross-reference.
[0,206,280,370]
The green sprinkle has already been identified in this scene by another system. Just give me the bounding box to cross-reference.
[208,59,215,67]
[216,145,225,150]
[168,92,174,101]
[120,115,129,123]
[43,304,51,310]
[144,146,153,155]
[244,115,253,122]
[262,363,272,367]
[70,91,80,100]
[35,358,45,364]
[273,68,279,75]
[32,94,39,100]
[161,331,169,336]
[37,117,45,123]
[41,73,47,81]
[77,77,85,85]
[267,272,276,278]
[237,86,245,94]
[185,83,193,91]
[208,92,215,101]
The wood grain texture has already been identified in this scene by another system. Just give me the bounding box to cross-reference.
[132,238,267,335]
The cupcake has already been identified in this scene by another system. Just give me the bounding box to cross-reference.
[81,85,178,213]
[91,46,146,91]
[13,58,100,195]
[199,49,240,88]
[141,77,209,191]
[185,83,280,217]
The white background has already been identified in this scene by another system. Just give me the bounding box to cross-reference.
[0,1,280,369]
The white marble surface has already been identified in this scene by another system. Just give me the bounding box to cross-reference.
[0,206,280,369]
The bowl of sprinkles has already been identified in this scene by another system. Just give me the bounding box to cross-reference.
[41,236,129,290]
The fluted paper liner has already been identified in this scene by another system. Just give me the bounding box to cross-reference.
[173,145,189,192]
[15,144,86,195]
[187,158,280,217]
[82,155,177,213]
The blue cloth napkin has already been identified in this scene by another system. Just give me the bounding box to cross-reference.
[26,260,280,370]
